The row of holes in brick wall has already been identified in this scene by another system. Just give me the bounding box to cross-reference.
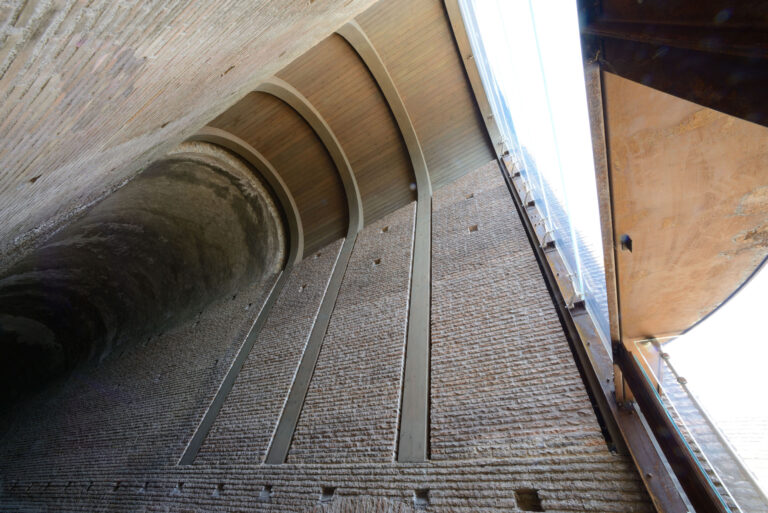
[6,482,544,510]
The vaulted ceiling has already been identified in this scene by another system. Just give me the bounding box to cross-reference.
[203,0,494,257]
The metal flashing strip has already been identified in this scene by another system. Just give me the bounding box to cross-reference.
[397,196,431,462]
[257,75,364,463]
[337,20,433,463]
[178,269,290,465]
[264,234,357,464]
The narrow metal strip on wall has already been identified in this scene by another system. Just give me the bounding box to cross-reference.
[397,196,431,462]
[178,268,291,465]
[337,21,434,462]
[264,234,357,464]
[255,74,364,463]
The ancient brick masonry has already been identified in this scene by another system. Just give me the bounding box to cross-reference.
[196,240,344,464]
[288,203,416,463]
[0,0,379,270]
[0,162,653,512]
[0,269,280,474]
[431,161,607,461]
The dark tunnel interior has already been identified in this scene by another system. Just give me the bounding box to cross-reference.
[0,142,286,407]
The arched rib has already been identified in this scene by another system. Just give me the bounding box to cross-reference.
[257,76,362,463]
[337,21,433,462]
[178,127,303,465]
[255,78,364,237]
[188,126,304,266]
[337,20,432,199]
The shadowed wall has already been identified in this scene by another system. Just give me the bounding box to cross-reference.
[0,142,286,405]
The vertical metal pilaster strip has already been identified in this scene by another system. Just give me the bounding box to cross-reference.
[397,195,432,462]
[178,268,291,465]
[264,234,357,464]
[336,20,434,464]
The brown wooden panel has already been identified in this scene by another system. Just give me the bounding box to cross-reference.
[278,35,416,225]
[209,92,346,256]
[603,72,768,342]
[356,0,494,189]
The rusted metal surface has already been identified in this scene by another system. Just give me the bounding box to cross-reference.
[600,72,768,345]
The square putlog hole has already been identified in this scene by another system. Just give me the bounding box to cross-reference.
[515,488,544,511]
[468,224,479,233]
[320,486,336,502]
[258,485,272,503]
[413,488,429,509]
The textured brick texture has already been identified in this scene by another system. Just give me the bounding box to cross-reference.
[0,0,378,270]
[0,269,280,473]
[196,240,344,464]
[431,161,607,461]
[0,163,652,512]
[287,204,415,464]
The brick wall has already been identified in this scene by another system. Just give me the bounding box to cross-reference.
[0,0,378,271]
[287,203,415,463]
[0,162,652,512]
[431,161,607,461]
[0,270,280,474]
[196,240,344,464]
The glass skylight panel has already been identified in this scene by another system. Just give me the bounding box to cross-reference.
[459,0,609,345]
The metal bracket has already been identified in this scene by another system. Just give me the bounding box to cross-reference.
[566,294,586,312]
[540,230,555,250]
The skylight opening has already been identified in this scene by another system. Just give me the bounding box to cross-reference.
[459,0,609,345]
[661,259,768,497]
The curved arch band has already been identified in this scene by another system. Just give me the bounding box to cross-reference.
[258,76,363,464]
[338,21,433,462]
[188,127,304,266]
[255,78,364,237]
[337,21,432,199]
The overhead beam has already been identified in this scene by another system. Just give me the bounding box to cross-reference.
[188,127,304,266]
[258,77,363,464]
[577,0,768,128]
[337,20,433,462]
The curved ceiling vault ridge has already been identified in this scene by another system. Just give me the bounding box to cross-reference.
[255,77,364,238]
[337,20,433,199]
[187,127,304,266]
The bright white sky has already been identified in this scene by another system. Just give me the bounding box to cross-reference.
[463,0,768,499]
[666,262,768,493]
[462,0,607,337]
